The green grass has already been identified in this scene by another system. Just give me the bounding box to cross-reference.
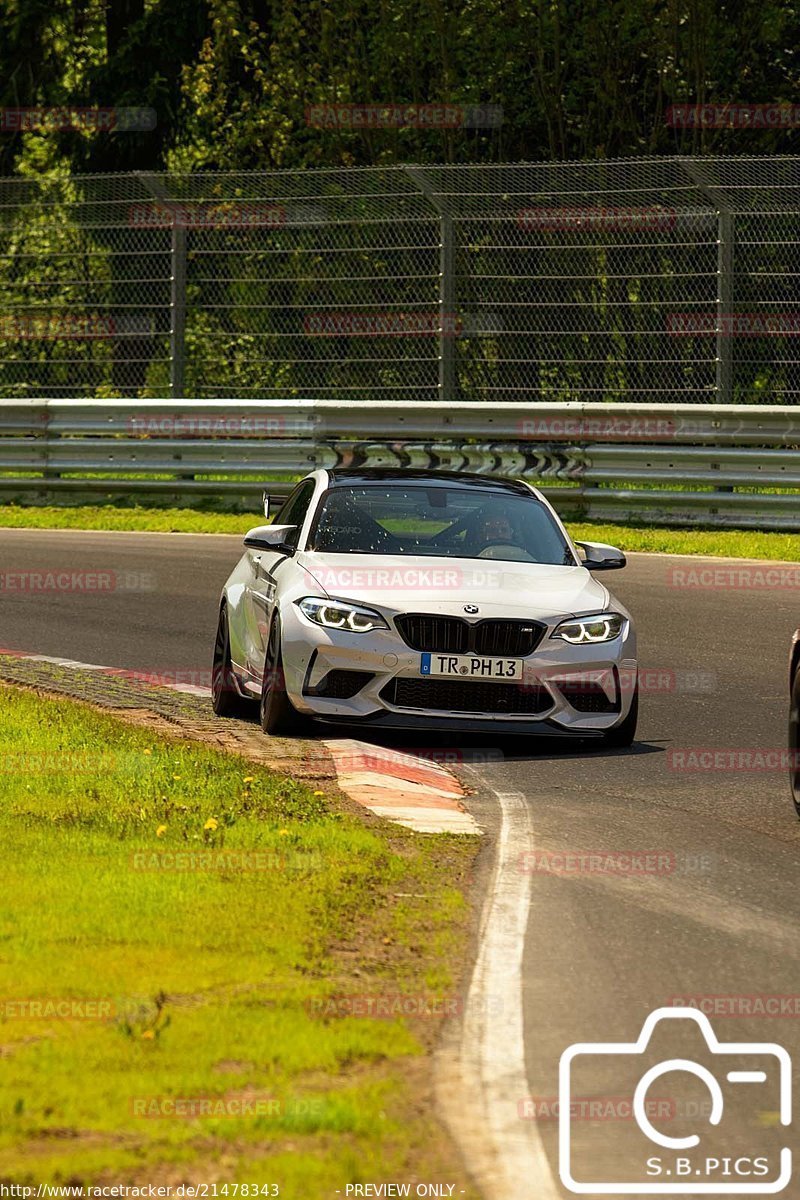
[0,503,249,534]
[569,521,800,561]
[0,501,798,560]
[0,687,476,1192]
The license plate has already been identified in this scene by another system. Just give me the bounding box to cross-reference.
[419,653,524,680]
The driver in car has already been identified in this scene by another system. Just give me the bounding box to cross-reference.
[470,507,533,559]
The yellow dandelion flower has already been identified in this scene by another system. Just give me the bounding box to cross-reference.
[141,1030,155,1040]
[278,829,290,837]
[204,817,218,831]
[243,776,255,784]
[143,749,152,756]
[156,825,167,838]
[313,790,324,797]
[172,774,182,781]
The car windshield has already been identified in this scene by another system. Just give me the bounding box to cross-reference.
[307,484,576,564]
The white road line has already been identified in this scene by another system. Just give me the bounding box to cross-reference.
[437,787,559,1200]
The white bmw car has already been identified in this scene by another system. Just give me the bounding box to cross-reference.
[211,469,638,746]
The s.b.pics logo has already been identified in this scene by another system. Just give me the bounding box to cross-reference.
[559,1007,791,1193]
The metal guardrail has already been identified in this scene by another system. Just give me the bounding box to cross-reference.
[1,399,798,530]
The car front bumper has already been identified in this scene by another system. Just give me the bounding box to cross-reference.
[279,605,638,736]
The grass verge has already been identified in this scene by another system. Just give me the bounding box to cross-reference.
[0,685,478,1194]
[568,521,800,562]
[0,502,798,560]
[0,503,249,535]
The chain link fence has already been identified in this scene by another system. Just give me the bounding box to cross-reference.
[0,157,799,403]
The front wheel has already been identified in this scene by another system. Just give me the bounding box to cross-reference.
[789,668,800,817]
[600,684,638,749]
[211,604,251,718]
[259,613,308,736]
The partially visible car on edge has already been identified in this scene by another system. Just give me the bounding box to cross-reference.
[790,630,800,814]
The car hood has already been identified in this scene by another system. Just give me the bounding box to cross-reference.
[296,552,611,620]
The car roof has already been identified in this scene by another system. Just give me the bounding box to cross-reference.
[325,468,534,497]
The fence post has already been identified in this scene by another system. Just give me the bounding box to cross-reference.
[439,211,456,405]
[40,399,54,502]
[135,171,187,399]
[681,160,735,406]
[170,225,187,399]
[404,166,456,405]
[716,209,734,405]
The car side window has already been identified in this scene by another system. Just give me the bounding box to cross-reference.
[272,481,315,548]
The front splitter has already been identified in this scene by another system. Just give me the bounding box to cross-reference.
[310,710,606,737]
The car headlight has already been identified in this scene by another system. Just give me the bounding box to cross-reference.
[297,596,388,634]
[551,612,625,644]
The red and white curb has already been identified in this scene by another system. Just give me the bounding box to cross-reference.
[0,651,213,695]
[0,650,481,836]
[323,738,480,834]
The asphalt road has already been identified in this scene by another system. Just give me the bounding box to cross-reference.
[2,527,799,1195]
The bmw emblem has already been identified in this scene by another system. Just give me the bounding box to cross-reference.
[464,604,479,614]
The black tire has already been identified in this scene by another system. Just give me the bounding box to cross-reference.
[259,613,307,735]
[600,683,639,749]
[211,603,251,718]
[790,667,800,817]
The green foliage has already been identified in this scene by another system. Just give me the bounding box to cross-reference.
[1,0,799,179]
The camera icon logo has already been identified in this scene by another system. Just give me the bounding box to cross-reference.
[559,1006,792,1194]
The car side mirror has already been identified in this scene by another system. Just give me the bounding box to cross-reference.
[243,524,297,555]
[575,540,626,571]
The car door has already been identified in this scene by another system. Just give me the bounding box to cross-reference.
[242,481,316,683]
